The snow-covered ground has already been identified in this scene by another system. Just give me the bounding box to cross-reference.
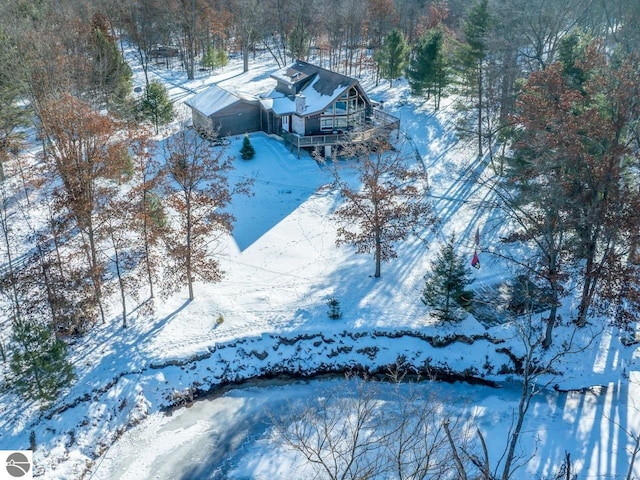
[89,376,640,480]
[0,50,638,479]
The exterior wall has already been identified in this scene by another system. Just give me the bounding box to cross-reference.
[209,101,261,137]
[275,81,296,96]
[305,114,322,135]
[192,110,213,133]
[261,109,274,134]
[292,115,305,135]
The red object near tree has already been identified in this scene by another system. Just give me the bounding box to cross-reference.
[471,250,480,269]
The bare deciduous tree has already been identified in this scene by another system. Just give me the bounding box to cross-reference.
[160,128,251,300]
[39,94,131,323]
[271,376,476,480]
[325,139,434,278]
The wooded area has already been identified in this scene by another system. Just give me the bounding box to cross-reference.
[0,0,639,407]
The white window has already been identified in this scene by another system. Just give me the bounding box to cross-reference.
[321,117,333,130]
[335,116,347,128]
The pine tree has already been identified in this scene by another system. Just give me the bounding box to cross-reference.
[201,46,228,71]
[407,27,449,109]
[240,134,255,160]
[141,80,174,134]
[422,234,474,322]
[458,0,492,156]
[89,13,133,114]
[375,29,410,87]
[9,319,75,404]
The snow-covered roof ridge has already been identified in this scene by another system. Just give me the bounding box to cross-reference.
[185,83,258,117]
[271,59,356,96]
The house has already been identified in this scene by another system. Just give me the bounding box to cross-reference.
[185,84,261,137]
[186,60,399,157]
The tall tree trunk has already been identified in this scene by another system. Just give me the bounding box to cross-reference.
[577,246,597,327]
[477,64,484,157]
[142,188,155,299]
[543,246,561,348]
[37,243,60,336]
[374,201,381,278]
[374,231,381,278]
[0,185,21,322]
[242,40,249,73]
[110,229,127,328]
[502,368,532,479]
[626,433,640,480]
[543,302,557,349]
[86,221,105,323]
[186,201,194,300]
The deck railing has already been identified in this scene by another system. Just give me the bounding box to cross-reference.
[282,108,400,156]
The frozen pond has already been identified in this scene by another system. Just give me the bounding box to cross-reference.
[89,376,639,479]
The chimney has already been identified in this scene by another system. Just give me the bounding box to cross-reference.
[295,94,306,115]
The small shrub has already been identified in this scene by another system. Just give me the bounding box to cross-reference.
[327,297,342,319]
[240,134,255,160]
[216,314,224,326]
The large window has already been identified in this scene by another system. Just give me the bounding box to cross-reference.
[335,117,347,128]
[335,101,347,114]
[323,104,334,115]
[320,87,368,133]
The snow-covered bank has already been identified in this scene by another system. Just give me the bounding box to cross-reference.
[1,48,638,480]
[88,376,640,480]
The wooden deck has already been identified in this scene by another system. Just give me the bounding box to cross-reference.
[281,109,400,157]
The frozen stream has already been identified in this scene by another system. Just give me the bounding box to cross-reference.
[88,376,639,479]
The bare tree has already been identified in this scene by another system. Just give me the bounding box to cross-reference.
[324,139,434,278]
[39,94,132,323]
[509,46,640,328]
[450,312,599,480]
[128,131,163,301]
[227,0,263,72]
[160,128,251,300]
[270,376,476,480]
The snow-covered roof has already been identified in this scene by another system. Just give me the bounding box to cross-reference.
[261,73,360,117]
[185,84,257,117]
[188,61,367,119]
[266,60,364,116]
[259,94,296,116]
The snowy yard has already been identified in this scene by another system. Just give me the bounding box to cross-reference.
[0,51,638,480]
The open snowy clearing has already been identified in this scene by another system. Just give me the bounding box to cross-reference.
[0,50,638,480]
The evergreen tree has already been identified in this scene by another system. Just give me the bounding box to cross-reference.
[89,14,133,114]
[240,134,255,160]
[141,80,174,134]
[422,234,474,322]
[288,20,310,61]
[9,319,75,404]
[375,29,410,87]
[407,27,449,109]
[458,0,492,156]
[201,46,228,71]
[557,30,590,89]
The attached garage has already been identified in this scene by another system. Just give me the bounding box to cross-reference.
[185,85,260,137]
